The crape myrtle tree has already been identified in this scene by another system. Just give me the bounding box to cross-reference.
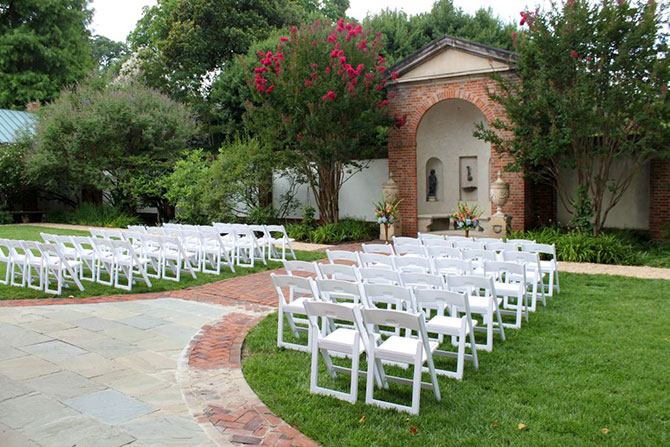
[246,19,401,223]
[475,0,670,235]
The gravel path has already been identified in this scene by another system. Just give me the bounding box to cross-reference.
[558,262,670,280]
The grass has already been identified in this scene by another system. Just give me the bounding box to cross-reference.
[243,273,670,446]
[0,224,325,300]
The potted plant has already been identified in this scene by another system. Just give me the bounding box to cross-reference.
[374,199,401,243]
[451,201,483,237]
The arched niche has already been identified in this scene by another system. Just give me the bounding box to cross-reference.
[416,98,490,218]
[425,157,443,201]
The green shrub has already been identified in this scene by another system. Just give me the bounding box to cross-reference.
[47,203,141,228]
[0,206,12,224]
[246,206,276,225]
[508,227,643,265]
[288,218,377,244]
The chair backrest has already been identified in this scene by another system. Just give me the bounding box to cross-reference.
[326,249,361,267]
[317,263,360,282]
[316,278,366,305]
[418,232,445,242]
[433,258,473,276]
[426,245,461,259]
[5,239,25,258]
[486,241,519,253]
[283,260,320,278]
[462,249,496,262]
[483,260,525,278]
[21,240,43,261]
[271,273,318,303]
[394,244,427,257]
[358,267,402,285]
[445,235,472,242]
[359,252,395,270]
[88,228,107,239]
[414,288,471,318]
[506,238,535,244]
[393,256,432,274]
[0,238,9,258]
[392,236,421,246]
[362,308,424,334]
[361,243,394,255]
[521,242,557,259]
[363,283,415,311]
[502,250,542,270]
[453,240,486,250]
[446,274,495,297]
[127,225,147,233]
[265,225,289,241]
[304,300,363,327]
[40,232,58,244]
[422,238,453,248]
[400,272,444,290]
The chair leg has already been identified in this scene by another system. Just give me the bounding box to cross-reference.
[410,353,423,415]
[456,328,466,380]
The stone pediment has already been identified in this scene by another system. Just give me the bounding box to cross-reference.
[391,36,517,84]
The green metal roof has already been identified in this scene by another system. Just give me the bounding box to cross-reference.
[0,109,36,144]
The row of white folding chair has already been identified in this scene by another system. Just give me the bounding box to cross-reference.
[213,223,297,262]
[280,261,508,351]
[155,228,235,274]
[124,231,200,281]
[275,275,476,413]
[0,238,84,295]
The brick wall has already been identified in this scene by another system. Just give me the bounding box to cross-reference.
[650,159,670,240]
[388,75,528,236]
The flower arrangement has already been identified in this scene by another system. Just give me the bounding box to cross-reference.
[374,199,401,242]
[451,201,483,236]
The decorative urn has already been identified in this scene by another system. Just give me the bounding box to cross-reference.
[490,171,510,216]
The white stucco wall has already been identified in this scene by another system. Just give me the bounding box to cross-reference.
[272,159,389,221]
[557,160,650,229]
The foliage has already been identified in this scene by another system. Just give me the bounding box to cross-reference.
[46,203,141,228]
[474,0,670,235]
[0,206,12,224]
[451,201,483,231]
[247,19,397,223]
[246,206,277,225]
[508,226,643,265]
[24,76,199,218]
[301,205,317,227]
[162,149,213,225]
[287,218,376,244]
[363,0,516,66]
[0,224,325,299]
[0,0,94,109]
[244,273,670,445]
[90,35,128,71]
[0,143,28,208]
[568,185,594,233]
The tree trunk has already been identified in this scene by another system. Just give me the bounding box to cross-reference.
[307,162,341,224]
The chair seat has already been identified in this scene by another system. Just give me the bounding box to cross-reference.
[468,296,503,311]
[283,297,311,314]
[426,315,477,336]
[540,260,556,271]
[376,336,438,363]
[45,256,82,269]
[319,328,366,353]
[494,282,524,296]
[116,255,150,266]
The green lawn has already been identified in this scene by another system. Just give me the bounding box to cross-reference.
[243,273,670,446]
[0,224,324,300]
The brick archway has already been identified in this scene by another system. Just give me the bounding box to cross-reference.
[387,77,528,236]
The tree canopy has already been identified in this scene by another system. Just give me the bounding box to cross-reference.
[0,0,94,109]
[475,0,670,234]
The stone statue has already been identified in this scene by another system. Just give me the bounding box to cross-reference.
[428,169,437,200]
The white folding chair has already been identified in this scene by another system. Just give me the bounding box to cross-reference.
[506,238,535,244]
[486,241,520,258]
[361,243,395,256]
[38,242,84,295]
[393,256,432,274]
[304,301,380,403]
[326,249,361,267]
[317,263,360,282]
[426,245,462,259]
[127,225,147,233]
[272,273,319,352]
[6,240,27,287]
[199,228,235,274]
[316,279,366,307]
[21,241,44,290]
[502,250,547,311]
[445,235,472,243]
[265,225,297,261]
[110,240,152,291]
[414,288,478,380]
[462,249,497,274]
[70,236,98,282]
[483,261,528,329]
[522,242,559,296]
[283,260,321,279]
[161,235,198,282]
[359,252,395,270]
[363,308,441,415]
[453,240,486,250]
[234,226,266,267]
[394,244,427,257]
[362,283,415,337]
[418,233,445,242]
[446,275,505,352]
[422,237,453,248]
[358,267,402,286]
[400,272,445,290]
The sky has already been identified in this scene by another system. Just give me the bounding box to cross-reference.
[90,0,547,43]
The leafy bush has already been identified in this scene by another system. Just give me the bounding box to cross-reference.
[287,218,377,244]
[246,206,276,225]
[508,227,643,265]
[0,206,12,224]
[46,203,141,228]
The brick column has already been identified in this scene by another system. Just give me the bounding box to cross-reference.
[650,159,670,240]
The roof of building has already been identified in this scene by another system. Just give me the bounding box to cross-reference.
[0,109,36,144]
[390,35,518,79]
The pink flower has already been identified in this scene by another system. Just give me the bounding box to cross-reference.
[378,99,388,108]
[310,63,319,69]
[322,91,337,101]
[358,40,367,50]
[395,115,407,126]
[330,49,339,58]
[511,31,517,40]
[327,33,337,43]
[310,72,318,80]
[266,84,275,93]
[378,55,386,64]
[570,50,579,59]
[375,85,383,91]
[376,65,386,73]
[391,71,399,80]
[254,67,267,74]
[290,26,297,33]
[297,134,303,141]
[339,56,347,65]
[279,36,289,42]
[305,80,313,87]
[312,40,317,46]
[325,67,331,74]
